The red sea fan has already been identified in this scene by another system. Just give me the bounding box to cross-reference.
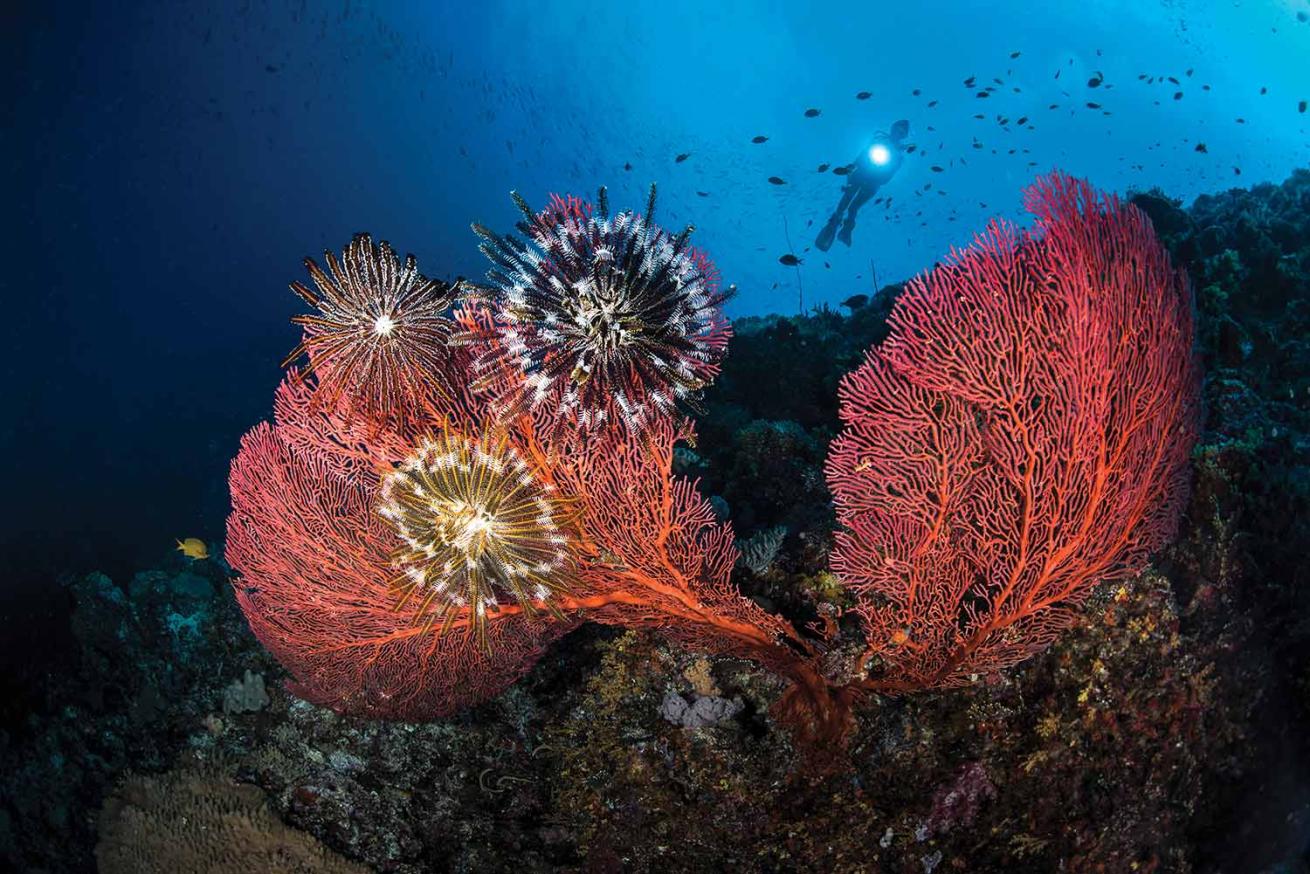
[556,414,803,670]
[826,172,1200,691]
[466,185,732,432]
[227,420,580,719]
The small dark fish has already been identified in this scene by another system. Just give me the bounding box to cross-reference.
[824,261,830,268]
[1186,67,1194,77]
[930,165,944,172]
[964,75,976,87]
[1168,76,1180,85]
[1088,74,1103,88]
[976,91,990,98]
[1009,50,1021,58]
[856,90,872,100]
[751,135,769,143]
[1233,166,1242,175]
[1048,103,1059,109]
[816,163,830,172]
[265,64,280,73]
[1017,115,1029,125]
[912,88,922,96]
[767,176,786,185]
[1300,100,1307,113]
[778,254,802,266]
[696,191,710,197]
[1054,68,1061,79]
[675,152,690,162]
[905,144,917,153]
[1086,101,1101,109]
[1299,9,1308,21]
[1173,91,1183,100]
[1195,142,1207,153]
[832,165,852,176]
[841,294,869,309]
[1261,86,1268,94]
[804,108,821,117]
[927,100,938,108]
[1236,117,1246,124]
[1202,84,1211,91]
[624,162,632,171]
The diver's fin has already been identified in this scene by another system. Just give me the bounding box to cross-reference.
[837,218,855,247]
[815,218,839,252]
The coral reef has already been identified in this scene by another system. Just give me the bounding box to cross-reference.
[1,169,1307,871]
[230,173,1193,746]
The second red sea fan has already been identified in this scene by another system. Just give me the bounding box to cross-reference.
[826,172,1200,691]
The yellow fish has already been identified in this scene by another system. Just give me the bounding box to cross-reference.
[175,538,209,560]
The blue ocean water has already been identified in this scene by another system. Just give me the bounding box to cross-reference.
[2,0,1307,689]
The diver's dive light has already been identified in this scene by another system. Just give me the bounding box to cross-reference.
[868,143,891,166]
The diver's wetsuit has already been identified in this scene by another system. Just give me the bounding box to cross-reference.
[817,127,907,251]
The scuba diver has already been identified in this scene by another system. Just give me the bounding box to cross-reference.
[816,119,910,252]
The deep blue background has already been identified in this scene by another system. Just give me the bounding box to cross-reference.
[2,0,1307,610]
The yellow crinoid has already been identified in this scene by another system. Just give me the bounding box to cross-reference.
[378,428,574,644]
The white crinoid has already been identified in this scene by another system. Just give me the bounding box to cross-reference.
[470,185,733,433]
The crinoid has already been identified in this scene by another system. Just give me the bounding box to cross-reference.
[284,233,458,423]
[467,185,732,432]
[377,428,575,644]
